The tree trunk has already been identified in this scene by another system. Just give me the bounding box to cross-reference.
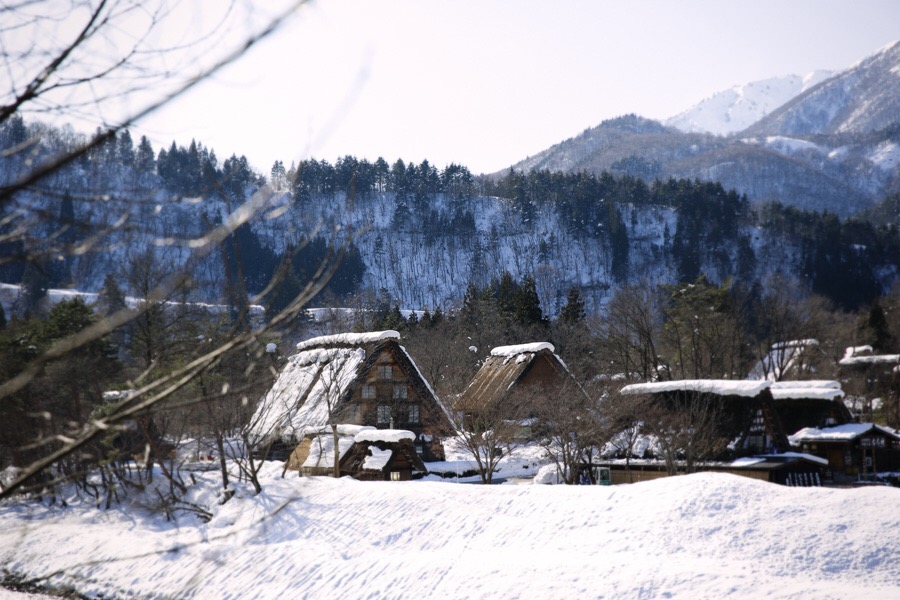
[331,423,340,478]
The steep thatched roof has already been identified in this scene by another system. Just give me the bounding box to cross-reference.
[457,343,576,414]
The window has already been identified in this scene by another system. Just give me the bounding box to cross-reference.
[377,365,392,380]
[415,444,424,457]
[407,404,420,424]
[390,471,401,481]
[377,405,391,424]
[393,384,408,400]
[361,385,376,400]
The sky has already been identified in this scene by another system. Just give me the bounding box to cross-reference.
[130,0,900,175]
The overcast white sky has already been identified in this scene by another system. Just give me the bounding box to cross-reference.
[135,0,900,175]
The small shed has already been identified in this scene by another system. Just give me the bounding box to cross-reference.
[286,426,425,481]
[341,429,426,481]
[790,422,900,484]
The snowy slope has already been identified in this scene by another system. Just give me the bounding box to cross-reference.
[746,40,900,136]
[1,467,898,599]
[666,71,832,136]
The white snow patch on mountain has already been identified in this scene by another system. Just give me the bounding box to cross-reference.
[666,71,833,136]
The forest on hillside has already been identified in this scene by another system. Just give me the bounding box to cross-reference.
[2,115,898,321]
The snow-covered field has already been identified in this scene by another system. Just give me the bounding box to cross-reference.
[1,464,898,599]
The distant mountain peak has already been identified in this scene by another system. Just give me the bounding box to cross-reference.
[665,71,833,136]
[744,40,900,136]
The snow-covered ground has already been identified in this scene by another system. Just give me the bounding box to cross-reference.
[1,464,898,599]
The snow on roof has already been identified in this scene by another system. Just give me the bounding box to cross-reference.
[296,330,400,351]
[621,380,771,398]
[838,354,900,366]
[730,457,764,467]
[362,447,393,471]
[770,380,844,400]
[354,429,416,444]
[772,339,818,349]
[843,345,873,359]
[490,342,554,357]
[789,423,900,444]
[300,424,375,438]
[302,434,356,469]
[249,347,366,442]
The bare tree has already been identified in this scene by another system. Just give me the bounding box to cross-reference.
[451,395,529,485]
[600,283,666,381]
[0,0,358,501]
[639,390,727,475]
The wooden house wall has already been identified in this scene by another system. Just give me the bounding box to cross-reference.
[774,399,853,435]
[339,341,450,461]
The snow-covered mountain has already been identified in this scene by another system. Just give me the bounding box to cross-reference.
[746,40,900,136]
[508,41,900,216]
[666,71,832,136]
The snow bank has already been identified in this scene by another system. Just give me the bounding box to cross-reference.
[490,342,554,357]
[621,380,771,397]
[295,330,399,351]
[2,471,898,599]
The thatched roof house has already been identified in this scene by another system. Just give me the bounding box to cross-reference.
[457,343,587,418]
[747,339,820,381]
[620,380,790,457]
[249,331,453,461]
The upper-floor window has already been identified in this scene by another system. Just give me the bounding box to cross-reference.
[361,385,376,400]
[408,404,420,424]
[393,384,408,400]
[377,365,392,380]
[377,404,391,424]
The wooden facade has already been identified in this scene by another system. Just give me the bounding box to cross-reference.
[791,423,900,484]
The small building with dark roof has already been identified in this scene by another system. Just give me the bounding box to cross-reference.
[286,426,426,481]
[789,423,900,484]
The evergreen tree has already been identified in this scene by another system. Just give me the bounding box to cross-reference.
[117,129,135,169]
[21,262,49,317]
[135,135,156,175]
[96,273,128,317]
[0,301,6,330]
[859,300,895,352]
[559,288,586,324]
[514,275,546,326]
